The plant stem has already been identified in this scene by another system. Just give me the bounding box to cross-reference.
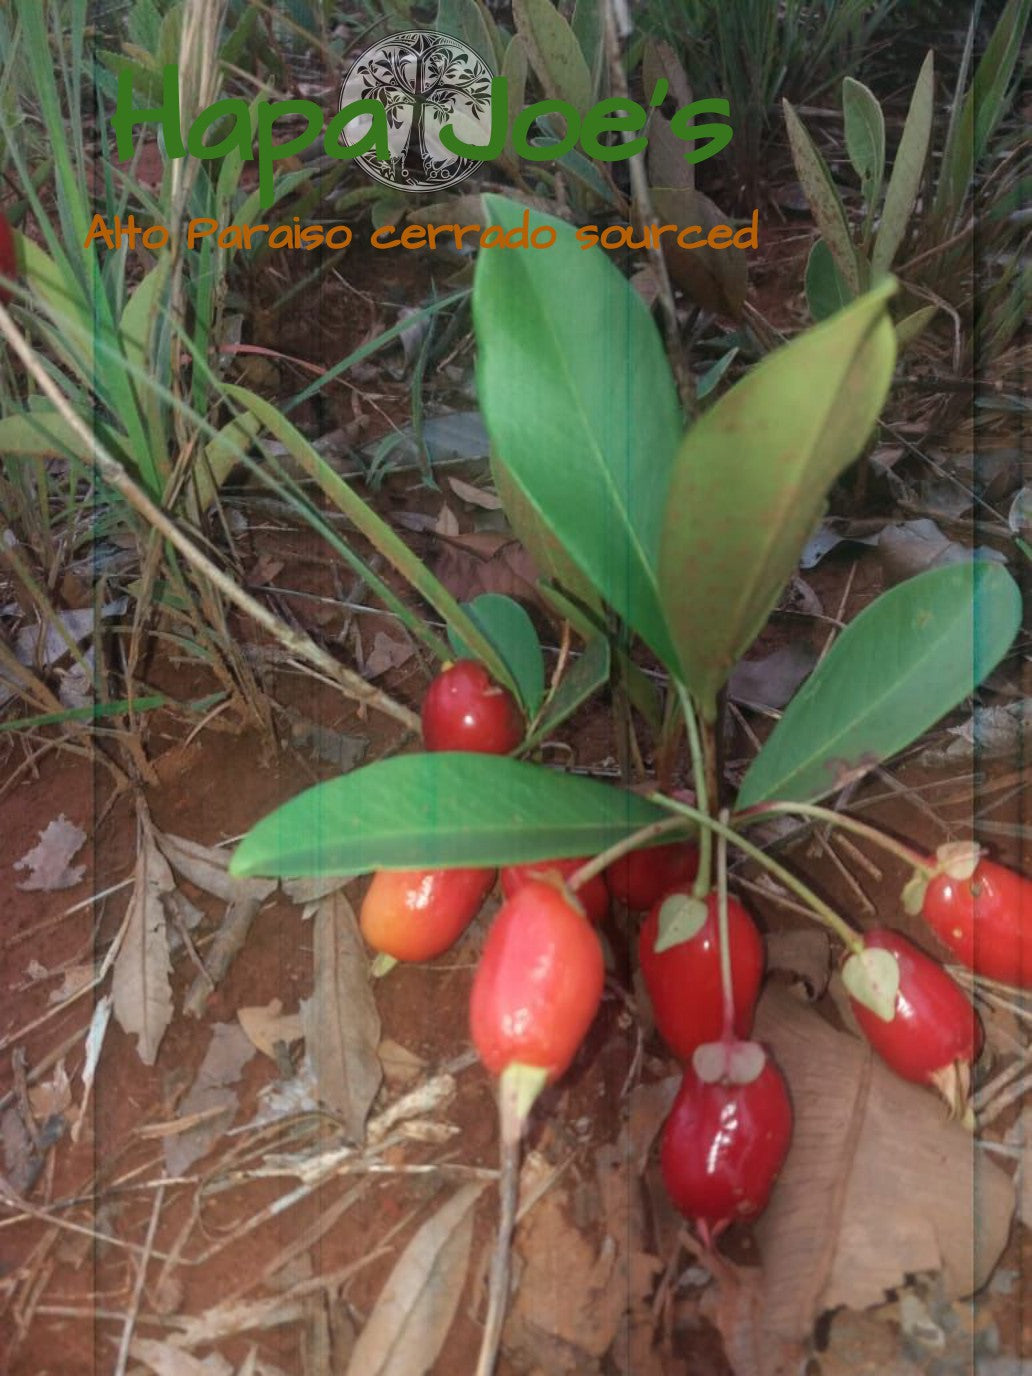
[733,800,931,873]
[567,816,691,893]
[648,795,864,954]
[715,810,735,1038]
[678,683,712,897]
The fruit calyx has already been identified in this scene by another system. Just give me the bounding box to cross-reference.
[692,1039,766,1086]
[498,1062,549,1144]
[903,841,983,915]
[841,944,900,1022]
[653,890,709,953]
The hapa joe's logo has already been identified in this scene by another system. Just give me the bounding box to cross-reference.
[339,31,493,192]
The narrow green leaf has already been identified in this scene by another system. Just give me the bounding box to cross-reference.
[895,304,937,351]
[448,593,545,717]
[658,280,897,719]
[197,411,263,511]
[221,383,518,699]
[501,35,530,162]
[696,348,739,401]
[435,0,500,71]
[475,195,683,673]
[737,561,1022,807]
[842,77,885,212]
[229,755,674,877]
[782,100,861,294]
[805,238,853,321]
[0,408,90,459]
[572,0,606,101]
[525,636,610,747]
[513,0,592,113]
[871,51,933,277]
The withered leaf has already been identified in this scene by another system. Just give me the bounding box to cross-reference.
[157,830,276,904]
[344,1183,484,1376]
[300,891,382,1140]
[14,814,87,891]
[164,1021,256,1176]
[237,999,303,1061]
[112,822,175,1065]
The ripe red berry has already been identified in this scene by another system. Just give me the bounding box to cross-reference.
[470,878,604,1082]
[421,659,524,755]
[605,841,699,912]
[918,852,1031,989]
[660,1046,793,1247]
[500,857,608,924]
[639,889,764,1060]
[846,928,982,1112]
[0,210,15,305]
[360,866,495,962]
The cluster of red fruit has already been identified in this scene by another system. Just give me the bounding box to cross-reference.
[359,660,1030,1245]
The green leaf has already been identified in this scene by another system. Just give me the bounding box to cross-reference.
[871,51,933,277]
[525,635,610,746]
[435,0,499,72]
[842,77,885,212]
[782,100,861,295]
[696,347,739,401]
[805,238,853,321]
[501,35,530,162]
[571,0,605,101]
[448,593,545,717]
[474,195,683,673]
[229,755,673,877]
[895,304,937,352]
[0,408,90,459]
[737,561,1022,807]
[658,279,897,720]
[513,0,592,113]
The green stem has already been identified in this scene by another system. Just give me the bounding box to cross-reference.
[648,795,864,955]
[677,683,713,898]
[567,816,691,894]
[733,801,931,874]
[715,809,735,1039]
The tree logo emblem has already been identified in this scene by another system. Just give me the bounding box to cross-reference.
[339,31,494,192]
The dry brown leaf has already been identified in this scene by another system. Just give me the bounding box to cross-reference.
[300,891,382,1140]
[157,831,277,904]
[765,928,833,1000]
[364,632,415,678]
[112,823,175,1066]
[28,1059,71,1119]
[700,986,1016,1376]
[378,1037,426,1087]
[448,475,503,510]
[47,962,96,1004]
[164,1022,256,1176]
[345,1183,484,1376]
[237,999,303,1061]
[13,813,87,890]
[432,530,543,608]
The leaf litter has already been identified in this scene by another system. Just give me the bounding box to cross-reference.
[13,813,87,891]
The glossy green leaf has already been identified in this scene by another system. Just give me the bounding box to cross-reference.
[737,561,1022,807]
[229,755,674,877]
[513,0,592,113]
[525,635,610,747]
[475,195,683,672]
[658,279,897,720]
[782,100,861,294]
[448,593,545,717]
[871,51,933,277]
[842,77,885,211]
[805,238,853,322]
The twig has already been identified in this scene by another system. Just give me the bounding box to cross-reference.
[113,1181,166,1376]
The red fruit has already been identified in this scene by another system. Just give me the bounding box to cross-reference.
[421,659,524,755]
[846,928,982,1110]
[660,1047,793,1246]
[360,866,495,962]
[639,889,764,1059]
[605,841,699,912]
[0,210,14,304]
[919,853,1031,989]
[500,857,608,924]
[470,878,604,1081]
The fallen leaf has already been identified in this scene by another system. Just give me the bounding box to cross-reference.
[765,928,833,1000]
[73,994,113,1143]
[28,1060,71,1119]
[702,986,1017,1375]
[344,1183,484,1376]
[112,822,175,1065]
[157,831,276,904]
[432,530,543,609]
[14,814,87,891]
[449,476,503,510]
[378,1038,426,1088]
[164,1022,256,1176]
[878,519,1006,586]
[238,999,303,1061]
[364,632,416,678]
[729,643,817,711]
[48,963,96,1004]
[300,891,382,1140]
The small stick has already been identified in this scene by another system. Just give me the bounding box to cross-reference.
[113,1181,166,1376]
